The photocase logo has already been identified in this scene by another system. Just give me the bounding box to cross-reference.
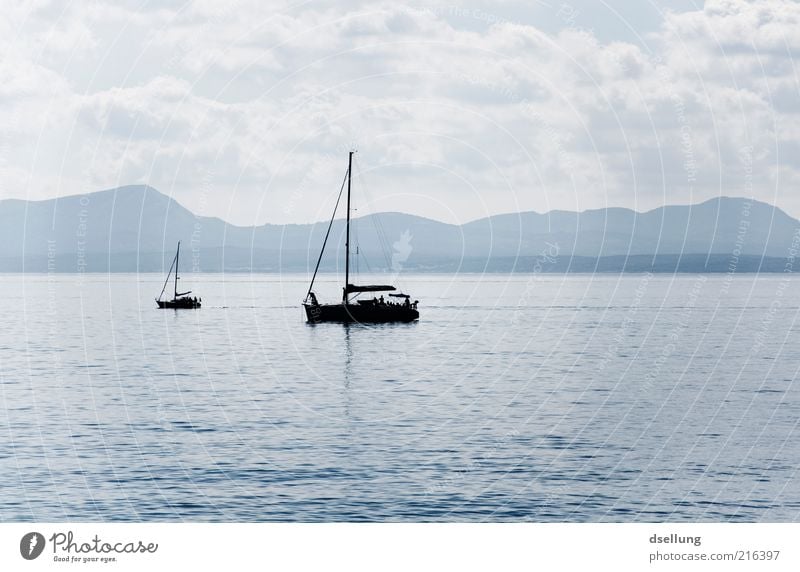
[20,532,45,560]
[391,229,413,272]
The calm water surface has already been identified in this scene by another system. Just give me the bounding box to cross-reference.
[1,273,799,521]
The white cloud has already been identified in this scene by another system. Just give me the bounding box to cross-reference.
[1,0,800,224]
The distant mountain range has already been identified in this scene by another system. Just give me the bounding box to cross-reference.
[1,185,798,272]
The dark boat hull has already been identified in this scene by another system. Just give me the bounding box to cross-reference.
[157,298,201,309]
[304,303,418,323]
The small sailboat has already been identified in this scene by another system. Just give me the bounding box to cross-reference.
[156,241,201,309]
[303,151,419,323]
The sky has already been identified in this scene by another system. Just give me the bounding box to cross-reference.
[1,0,798,226]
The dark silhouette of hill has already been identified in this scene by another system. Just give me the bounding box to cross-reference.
[1,185,796,272]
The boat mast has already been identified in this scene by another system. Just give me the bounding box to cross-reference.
[174,241,180,301]
[344,151,353,303]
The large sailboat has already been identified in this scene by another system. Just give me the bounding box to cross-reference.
[303,152,419,323]
[156,241,201,309]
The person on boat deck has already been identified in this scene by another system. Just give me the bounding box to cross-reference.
[404,297,410,307]
[309,292,318,305]
[372,296,378,306]
[379,295,384,305]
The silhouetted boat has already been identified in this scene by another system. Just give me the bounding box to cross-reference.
[156,241,201,309]
[303,151,419,323]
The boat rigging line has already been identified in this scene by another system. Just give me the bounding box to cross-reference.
[157,248,178,302]
[304,167,349,303]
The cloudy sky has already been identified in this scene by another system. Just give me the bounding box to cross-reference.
[1,0,798,225]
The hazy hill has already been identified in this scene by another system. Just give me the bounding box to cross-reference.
[0,185,796,272]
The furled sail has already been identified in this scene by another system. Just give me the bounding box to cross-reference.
[345,284,396,293]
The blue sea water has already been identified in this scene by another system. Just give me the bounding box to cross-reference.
[1,272,799,522]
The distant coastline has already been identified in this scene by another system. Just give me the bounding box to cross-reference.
[2,185,799,273]
[3,253,794,273]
